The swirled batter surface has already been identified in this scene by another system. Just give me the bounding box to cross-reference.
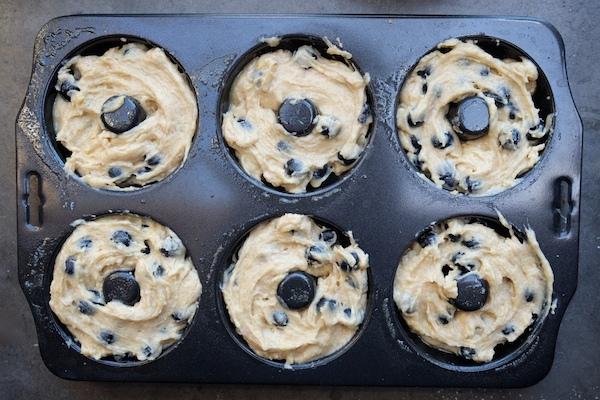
[397,38,552,195]
[49,214,201,361]
[393,215,553,362]
[222,214,369,365]
[222,42,372,193]
[53,43,197,190]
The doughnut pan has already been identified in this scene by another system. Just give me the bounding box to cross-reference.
[16,14,582,387]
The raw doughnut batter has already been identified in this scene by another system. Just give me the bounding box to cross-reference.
[222,41,372,193]
[53,42,197,190]
[49,214,201,361]
[393,214,553,362]
[221,214,369,365]
[397,38,552,195]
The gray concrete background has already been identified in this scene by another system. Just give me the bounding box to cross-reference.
[1,0,598,399]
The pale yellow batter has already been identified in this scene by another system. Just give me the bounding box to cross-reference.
[393,214,553,362]
[53,43,197,190]
[397,38,552,195]
[221,214,369,365]
[49,214,201,361]
[222,42,372,193]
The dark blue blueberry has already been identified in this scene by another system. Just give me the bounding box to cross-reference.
[284,158,304,176]
[78,301,95,315]
[305,49,318,60]
[416,65,431,79]
[460,347,476,360]
[422,83,428,94]
[480,67,490,76]
[529,120,545,133]
[143,346,153,358]
[237,118,253,130]
[161,247,176,258]
[312,165,330,180]
[417,227,437,248]
[513,228,527,244]
[328,299,337,311]
[344,308,352,318]
[147,155,161,166]
[154,265,164,277]
[88,289,104,305]
[108,167,122,178]
[403,300,416,315]
[64,257,76,275]
[502,129,521,150]
[438,315,449,325]
[319,229,337,245]
[306,245,326,264]
[345,276,357,289]
[483,91,505,108]
[531,313,539,322]
[410,135,422,151]
[439,168,457,190]
[172,311,183,321]
[112,230,132,246]
[273,310,289,327]
[455,263,470,275]
[318,126,330,136]
[465,176,482,193]
[502,325,515,335]
[525,289,536,303]
[442,264,452,277]
[501,86,511,102]
[316,297,328,313]
[461,239,479,248]
[79,237,93,249]
[100,330,116,344]
[337,153,356,166]
[59,80,80,101]
[448,234,462,242]
[141,240,151,255]
[412,153,424,171]
[450,248,465,263]
[358,102,371,124]
[407,114,424,128]
[277,140,291,152]
[137,166,152,175]
[339,252,360,272]
[431,132,454,149]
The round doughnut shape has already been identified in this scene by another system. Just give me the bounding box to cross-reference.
[52,42,198,190]
[397,38,553,195]
[222,39,372,194]
[221,214,369,366]
[393,214,553,363]
[49,213,201,362]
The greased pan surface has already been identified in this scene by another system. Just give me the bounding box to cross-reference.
[16,14,581,387]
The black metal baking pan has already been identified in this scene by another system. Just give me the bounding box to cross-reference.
[16,14,582,387]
